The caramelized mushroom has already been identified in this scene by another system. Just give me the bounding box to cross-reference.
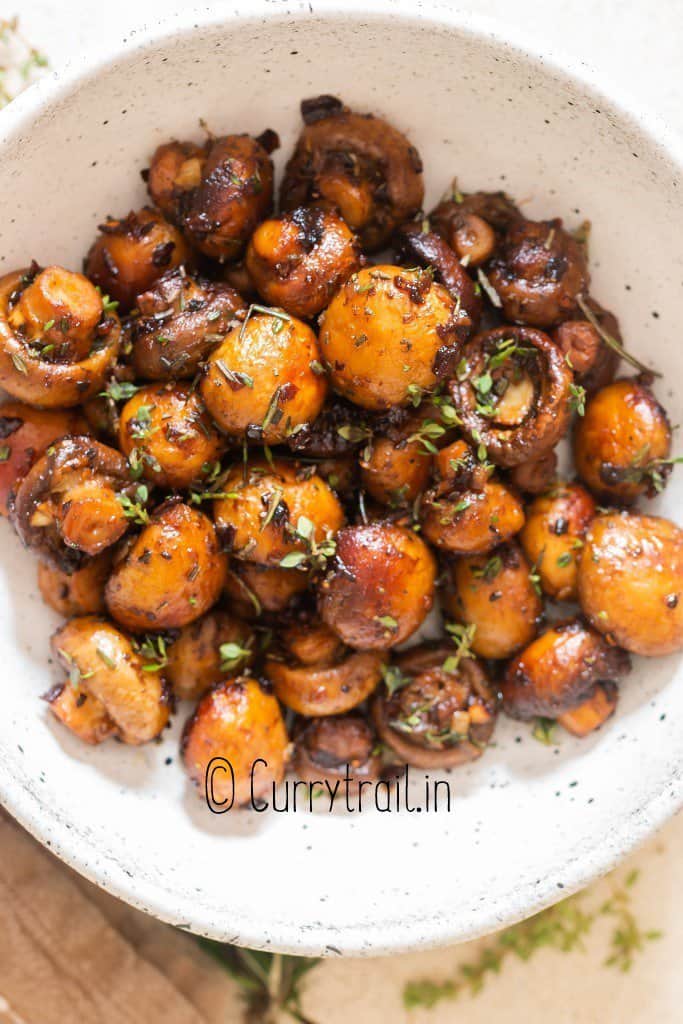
[0,402,89,516]
[557,681,618,738]
[49,616,169,744]
[105,501,227,632]
[200,310,327,443]
[212,458,344,567]
[507,448,558,496]
[224,560,310,617]
[166,610,253,701]
[0,266,121,407]
[421,462,524,555]
[501,619,630,720]
[519,482,596,601]
[371,644,497,768]
[38,551,113,617]
[552,299,621,395]
[245,205,361,319]
[147,132,277,261]
[318,522,436,649]
[578,511,683,656]
[280,95,423,251]
[12,436,133,570]
[292,714,381,792]
[450,326,573,467]
[318,265,462,410]
[182,676,289,807]
[360,431,431,507]
[84,206,189,311]
[118,382,225,489]
[130,268,246,381]
[573,377,673,503]
[487,218,589,327]
[442,541,542,658]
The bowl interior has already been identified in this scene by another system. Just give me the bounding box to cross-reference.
[0,3,681,955]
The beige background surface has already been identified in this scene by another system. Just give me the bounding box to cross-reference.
[3,1,683,1020]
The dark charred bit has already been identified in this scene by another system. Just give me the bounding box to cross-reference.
[301,95,345,124]
[256,128,280,154]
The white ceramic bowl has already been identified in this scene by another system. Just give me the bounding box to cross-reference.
[0,0,681,957]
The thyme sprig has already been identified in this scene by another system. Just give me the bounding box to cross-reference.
[576,294,659,377]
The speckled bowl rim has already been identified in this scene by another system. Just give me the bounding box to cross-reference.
[0,0,682,957]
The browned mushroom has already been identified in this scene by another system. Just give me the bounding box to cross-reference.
[0,265,121,407]
[371,644,497,768]
[450,326,573,468]
[166,610,253,701]
[557,681,618,738]
[38,551,113,617]
[292,714,382,793]
[280,95,423,251]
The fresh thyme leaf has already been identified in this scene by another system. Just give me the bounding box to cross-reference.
[101,379,140,402]
[96,646,116,670]
[219,641,251,673]
[375,614,398,632]
[569,382,586,416]
[381,663,411,696]
[0,446,10,462]
[532,717,558,745]
[444,621,477,670]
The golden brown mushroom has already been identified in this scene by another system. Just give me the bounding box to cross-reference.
[519,482,596,601]
[130,268,246,381]
[442,541,542,659]
[212,458,344,567]
[200,309,327,443]
[573,377,673,503]
[245,205,361,319]
[84,206,190,311]
[421,476,525,555]
[223,560,310,617]
[166,610,253,701]
[557,681,618,738]
[292,714,381,793]
[318,522,436,649]
[318,265,462,411]
[371,644,497,768]
[280,95,423,251]
[450,326,573,468]
[501,619,630,720]
[49,616,169,744]
[37,551,113,617]
[182,676,288,807]
[118,382,225,489]
[0,265,121,407]
[264,619,385,716]
[105,500,228,632]
[578,511,683,656]
[12,436,134,570]
[487,218,589,328]
[147,131,278,262]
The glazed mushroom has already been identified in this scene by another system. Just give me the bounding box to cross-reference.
[147,130,278,261]
[371,644,497,768]
[573,377,673,503]
[129,268,246,381]
[578,511,683,656]
[507,448,558,496]
[49,616,169,744]
[12,436,134,570]
[84,206,190,311]
[245,205,361,319]
[212,458,344,567]
[182,676,289,807]
[223,560,310,617]
[105,500,228,632]
[0,264,121,407]
[166,610,254,701]
[292,714,382,793]
[430,188,522,258]
[318,265,462,410]
[396,224,482,350]
[501,619,630,720]
[551,298,621,395]
[37,551,113,617]
[519,481,596,601]
[420,475,525,555]
[487,218,589,328]
[318,522,436,649]
[264,619,385,715]
[442,541,542,659]
[0,402,89,516]
[557,681,618,738]
[117,382,225,489]
[280,94,424,251]
[359,430,432,507]
[450,326,573,468]
[200,309,327,443]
